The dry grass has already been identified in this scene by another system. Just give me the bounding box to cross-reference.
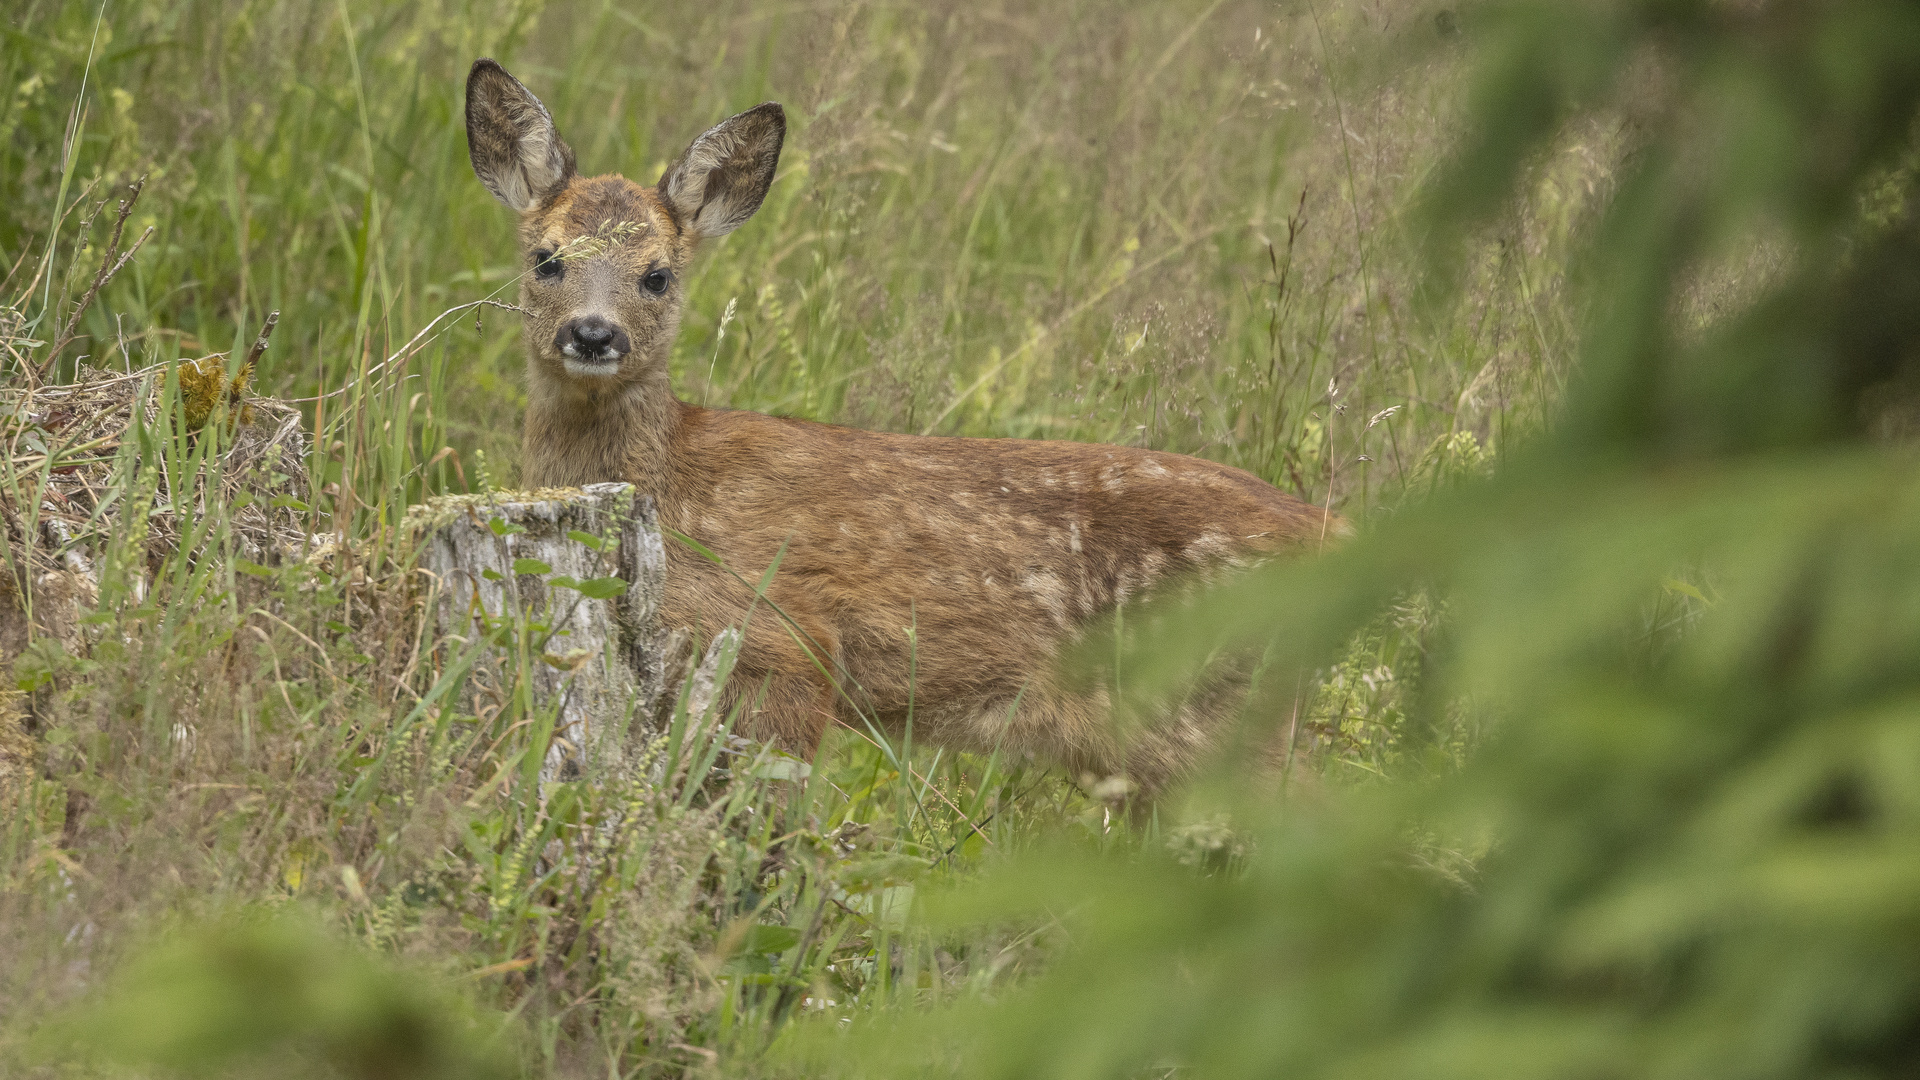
[1,362,310,561]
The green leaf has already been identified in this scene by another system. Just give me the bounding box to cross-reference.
[12,638,65,692]
[512,558,552,576]
[668,529,725,565]
[1662,578,1711,605]
[234,560,275,578]
[567,529,610,552]
[839,854,930,890]
[575,576,628,600]
[480,568,503,582]
[723,954,773,976]
[548,575,582,590]
[742,924,801,955]
[871,885,915,932]
[487,517,526,536]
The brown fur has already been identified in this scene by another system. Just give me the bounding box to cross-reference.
[467,59,1338,792]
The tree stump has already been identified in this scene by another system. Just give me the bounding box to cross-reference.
[405,483,688,785]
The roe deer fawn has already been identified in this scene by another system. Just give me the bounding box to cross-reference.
[466,58,1339,794]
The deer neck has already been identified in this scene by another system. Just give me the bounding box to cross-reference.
[522,364,682,496]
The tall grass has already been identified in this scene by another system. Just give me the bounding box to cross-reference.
[1,0,1581,499]
[0,0,1585,1075]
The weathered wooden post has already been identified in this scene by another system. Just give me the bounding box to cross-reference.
[405,483,687,785]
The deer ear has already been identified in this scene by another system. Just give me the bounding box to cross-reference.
[658,103,785,240]
[466,58,575,211]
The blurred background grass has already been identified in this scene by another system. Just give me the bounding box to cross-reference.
[2,0,1572,504]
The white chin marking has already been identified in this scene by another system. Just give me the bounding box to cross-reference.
[563,358,620,377]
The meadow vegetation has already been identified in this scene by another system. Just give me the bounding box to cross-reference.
[3,0,1915,1077]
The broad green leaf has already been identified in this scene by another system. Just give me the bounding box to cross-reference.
[567,529,610,552]
[574,576,627,600]
[742,925,801,955]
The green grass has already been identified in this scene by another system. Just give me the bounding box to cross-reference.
[0,1,1586,1075]
[1,0,1576,499]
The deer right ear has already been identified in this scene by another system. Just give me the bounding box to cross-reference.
[658,103,786,240]
[466,58,575,212]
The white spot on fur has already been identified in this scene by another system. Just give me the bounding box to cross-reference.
[1183,531,1234,562]
[1021,569,1072,628]
[1068,521,1083,554]
[1113,548,1170,603]
[1138,457,1173,479]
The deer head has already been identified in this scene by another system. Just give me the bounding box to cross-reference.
[465,58,784,400]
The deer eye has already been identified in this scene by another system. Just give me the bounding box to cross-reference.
[640,268,672,296]
[532,250,563,280]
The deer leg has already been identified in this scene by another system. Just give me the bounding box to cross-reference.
[721,618,841,758]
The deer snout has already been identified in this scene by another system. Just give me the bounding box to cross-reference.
[554,315,630,369]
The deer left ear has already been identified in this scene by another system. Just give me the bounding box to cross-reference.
[466,58,575,211]
[658,103,786,240]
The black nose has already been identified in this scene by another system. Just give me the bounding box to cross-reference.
[573,319,614,351]
[556,316,627,361]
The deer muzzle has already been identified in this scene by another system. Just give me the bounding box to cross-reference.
[555,315,630,373]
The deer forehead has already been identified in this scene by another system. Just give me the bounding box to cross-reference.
[518,175,689,263]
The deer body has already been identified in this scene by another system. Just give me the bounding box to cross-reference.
[469,59,1335,790]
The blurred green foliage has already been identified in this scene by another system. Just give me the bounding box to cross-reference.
[45,911,516,1079]
[807,2,1920,1078]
